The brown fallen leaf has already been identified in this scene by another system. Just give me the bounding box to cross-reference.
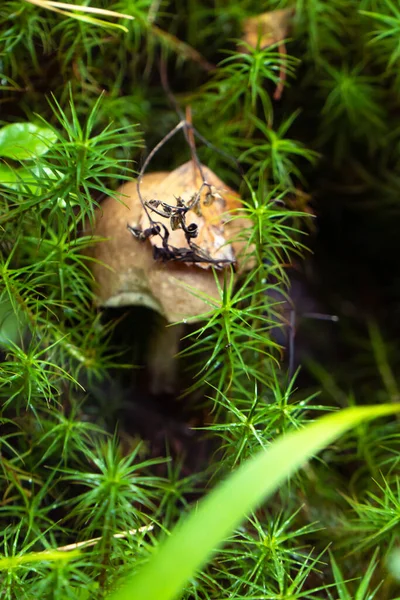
[241,8,294,100]
[138,160,247,269]
[242,8,294,49]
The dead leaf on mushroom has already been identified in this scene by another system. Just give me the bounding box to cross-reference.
[137,160,248,270]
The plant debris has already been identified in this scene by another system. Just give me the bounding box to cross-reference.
[132,160,245,270]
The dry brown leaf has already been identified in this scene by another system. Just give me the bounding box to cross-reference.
[241,8,294,101]
[139,160,247,269]
[242,8,294,50]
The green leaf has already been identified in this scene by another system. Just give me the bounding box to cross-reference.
[0,549,81,569]
[108,404,400,600]
[0,297,27,348]
[387,547,400,582]
[0,163,62,194]
[0,123,57,160]
[0,163,22,186]
[23,0,134,32]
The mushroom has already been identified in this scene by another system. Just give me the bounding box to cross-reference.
[88,160,252,394]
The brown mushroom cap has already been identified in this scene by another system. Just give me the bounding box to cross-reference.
[88,162,252,323]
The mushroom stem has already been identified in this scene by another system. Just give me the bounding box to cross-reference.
[147,322,185,395]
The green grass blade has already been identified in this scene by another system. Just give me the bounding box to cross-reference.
[108,404,400,600]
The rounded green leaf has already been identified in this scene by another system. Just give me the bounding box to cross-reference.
[0,163,62,194]
[0,123,57,160]
[0,163,21,186]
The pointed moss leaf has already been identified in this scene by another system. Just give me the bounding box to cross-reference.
[0,123,57,160]
[109,404,400,600]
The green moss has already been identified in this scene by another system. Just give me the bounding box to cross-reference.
[1,1,400,598]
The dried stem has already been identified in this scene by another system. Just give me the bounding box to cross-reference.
[56,525,154,552]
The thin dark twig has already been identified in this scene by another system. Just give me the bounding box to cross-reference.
[159,54,242,176]
[135,109,211,234]
[134,64,240,267]
[288,308,296,380]
[136,118,209,230]
[273,41,287,101]
[137,120,186,186]
[160,57,208,186]
[185,106,208,185]
[192,127,245,177]
[136,119,186,223]
[159,53,185,121]
[159,53,194,168]
[303,312,339,322]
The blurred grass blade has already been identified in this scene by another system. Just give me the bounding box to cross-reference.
[24,0,134,32]
[27,0,134,19]
[109,404,400,600]
[0,550,81,570]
